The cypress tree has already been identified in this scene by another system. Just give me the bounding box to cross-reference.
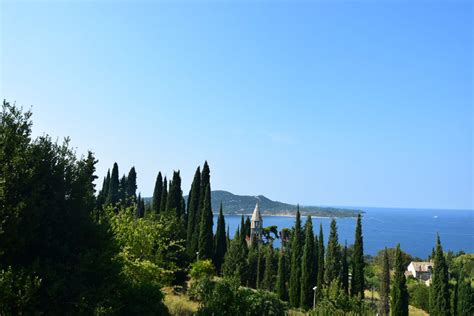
[136,193,145,218]
[457,265,474,315]
[186,167,201,256]
[391,244,408,316]
[263,244,276,291]
[313,234,319,289]
[244,216,251,238]
[351,214,365,298]
[198,184,213,260]
[430,235,450,315]
[96,170,110,207]
[289,207,303,307]
[118,175,127,204]
[200,161,210,210]
[247,242,259,288]
[276,249,288,301]
[341,242,349,294]
[300,215,315,309]
[159,176,167,213]
[325,218,341,284]
[240,215,246,245]
[106,162,119,205]
[214,203,227,274]
[126,166,137,203]
[317,223,325,295]
[256,246,265,289]
[151,172,163,213]
[222,231,247,285]
[167,170,184,218]
[379,247,390,316]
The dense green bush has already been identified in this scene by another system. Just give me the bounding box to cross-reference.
[0,267,41,314]
[197,278,287,315]
[408,283,430,312]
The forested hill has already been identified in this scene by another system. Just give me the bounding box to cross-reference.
[180,190,362,217]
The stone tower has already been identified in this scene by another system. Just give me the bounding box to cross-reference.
[250,202,263,245]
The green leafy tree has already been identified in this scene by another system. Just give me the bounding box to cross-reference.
[326,219,341,284]
[151,172,163,213]
[430,235,450,315]
[214,203,227,274]
[379,247,390,316]
[300,216,316,309]
[186,167,201,257]
[351,214,365,298]
[289,207,304,307]
[457,265,474,315]
[391,244,408,316]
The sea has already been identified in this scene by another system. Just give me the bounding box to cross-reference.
[213,207,474,259]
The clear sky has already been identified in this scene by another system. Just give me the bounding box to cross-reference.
[1,0,472,210]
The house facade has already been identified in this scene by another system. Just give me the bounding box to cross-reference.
[406,261,433,286]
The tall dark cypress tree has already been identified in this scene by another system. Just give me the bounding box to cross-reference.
[317,224,325,295]
[136,193,145,218]
[118,175,127,203]
[313,234,319,290]
[430,235,450,315]
[186,167,201,256]
[244,216,251,238]
[325,218,341,284]
[151,172,163,213]
[351,214,365,298]
[96,170,110,207]
[300,216,315,309]
[199,161,210,210]
[106,162,119,205]
[166,171,184,218]
[198,184,213,260]
[126,166,137,203]
[262,244,276,291]
[247,241,259,288]
[276,249,288,301]
[159,177,167,213]
[256,246,265,289]
[289,207,303,307]
[214,203,227,274]
[239,215,246,245]
[457,265,474,315]
[341,242,349,295]
[379,247,390,316]
[391,244,408,316]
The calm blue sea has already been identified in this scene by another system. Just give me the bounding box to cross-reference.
[213,207,474,258]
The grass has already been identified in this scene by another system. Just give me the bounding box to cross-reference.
[162,287,199,316]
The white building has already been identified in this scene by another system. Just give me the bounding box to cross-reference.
[406,261,433,286]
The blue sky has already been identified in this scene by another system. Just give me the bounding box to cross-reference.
[1,1,472,209]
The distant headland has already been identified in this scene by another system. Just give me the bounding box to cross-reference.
[188,190,362,218]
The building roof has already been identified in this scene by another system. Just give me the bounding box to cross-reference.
[251,202,262,222]
[409,261,433,272]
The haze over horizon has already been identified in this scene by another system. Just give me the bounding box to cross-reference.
[1,1,472,210]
